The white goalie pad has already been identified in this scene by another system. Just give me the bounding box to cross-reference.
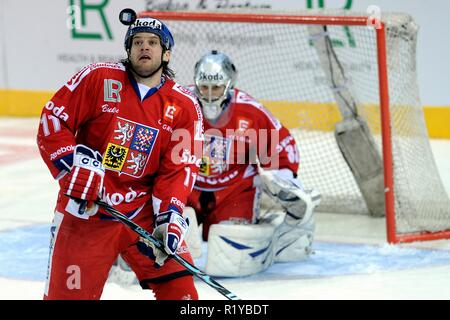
[258,169,320,263]
[107,255,138,287]
[184,207,203,259]
[274,213,315,262]
[205,221,278,277]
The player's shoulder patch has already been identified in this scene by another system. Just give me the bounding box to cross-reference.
[171,83,198,104]
[171,83,202,117]
[171,83,204,140]
[65,62,126,92]
[235,90,281,130]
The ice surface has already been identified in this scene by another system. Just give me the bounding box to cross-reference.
[0,118,449,300]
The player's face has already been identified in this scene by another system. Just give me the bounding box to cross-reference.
[197,84,228,121]
[129,33,170,77]
[198,85,226,102]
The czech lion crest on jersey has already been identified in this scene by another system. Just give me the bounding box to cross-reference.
[200,134,231,176]
[103,117,159,178]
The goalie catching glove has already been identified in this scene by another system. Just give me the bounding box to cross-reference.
[137,210,189,267]
[259,168,321,225]
[62,144,105,215]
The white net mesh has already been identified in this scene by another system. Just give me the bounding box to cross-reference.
[154,10,450,236]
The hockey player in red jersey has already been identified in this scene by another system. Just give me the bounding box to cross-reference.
[37,10,203,300]
[185,51,322,277]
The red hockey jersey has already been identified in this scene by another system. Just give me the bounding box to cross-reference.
[37,62,204,219]
[195,88,299,191]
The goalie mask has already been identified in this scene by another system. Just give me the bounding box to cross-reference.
[194,50,237,121]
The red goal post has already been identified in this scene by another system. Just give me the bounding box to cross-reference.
[141,10,450,244]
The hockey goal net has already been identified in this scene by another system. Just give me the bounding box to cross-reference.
[141,10,450,244]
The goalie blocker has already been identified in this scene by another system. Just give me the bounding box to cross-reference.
[203,169,321,277]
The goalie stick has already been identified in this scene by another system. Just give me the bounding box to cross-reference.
[95,200,241,301]
[307,25,385,217]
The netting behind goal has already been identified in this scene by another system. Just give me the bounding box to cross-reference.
[143,10,450,243]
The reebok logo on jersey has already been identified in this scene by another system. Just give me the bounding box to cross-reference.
[170,197,185,210]
[50,145,75,161]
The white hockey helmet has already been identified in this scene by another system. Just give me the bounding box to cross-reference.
[194,50,237,121]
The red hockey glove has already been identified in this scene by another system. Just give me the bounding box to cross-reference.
[62,144,105,214]
[137,210,189,267]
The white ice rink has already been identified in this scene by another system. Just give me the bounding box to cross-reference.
[1,117,450,300]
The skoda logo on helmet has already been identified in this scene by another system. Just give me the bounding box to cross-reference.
[198,72,224,81]
[133,18,162,30]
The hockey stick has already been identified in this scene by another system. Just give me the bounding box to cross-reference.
[95,200,240,300]
[307,25,385,217]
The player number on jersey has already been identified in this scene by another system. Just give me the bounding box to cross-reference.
[286,144,300,164]
[40,114,62,136]
[183,167,197,191]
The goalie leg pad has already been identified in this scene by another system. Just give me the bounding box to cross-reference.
[183,207,203,259]
[205,222,277,277]
[274,214,315,262]
[107,255,139,286]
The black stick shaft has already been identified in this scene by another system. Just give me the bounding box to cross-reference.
[96,200,240,300]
